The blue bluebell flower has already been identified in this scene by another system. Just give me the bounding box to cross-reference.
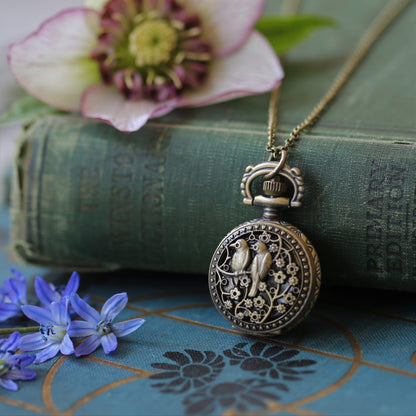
[19,298,74,363]
[0,332,36,391]
[68,293,145,357]
[0,269,28,322]
[34,271,80,307]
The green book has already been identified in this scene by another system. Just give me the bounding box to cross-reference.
[10,0,416,292]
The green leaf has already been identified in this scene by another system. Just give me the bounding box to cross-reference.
[256,15,336,56]
[0,94,62,125]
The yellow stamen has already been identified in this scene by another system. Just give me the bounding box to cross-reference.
[125,0,139,17]
[180,27,202,38]
[154,75,167,85]
[129,19,178,67]
[112,12,129,29]
[163,68,183,89]
[171,20,185,30]
[146,68,156,85]
[185,52,211,62]
[124,69,134,89]
[174,51,185,64]
[147,10,161,19]
[133,13,145,24]
[104,53,118,66]
[100,28,124,40]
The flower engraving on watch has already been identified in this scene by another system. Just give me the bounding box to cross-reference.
[209,220,320,334]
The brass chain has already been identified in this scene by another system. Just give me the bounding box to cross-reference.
[267,0,410,159]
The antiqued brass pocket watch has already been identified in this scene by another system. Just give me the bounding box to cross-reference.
[209,151,320,335]
[208,0,408,335]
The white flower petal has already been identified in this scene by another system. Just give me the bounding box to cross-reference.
[81,84,180,132]
[8,8,101,111]
[180,31,283,108]
[181,0,265,56]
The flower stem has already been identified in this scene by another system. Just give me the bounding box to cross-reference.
[0,326,38,335]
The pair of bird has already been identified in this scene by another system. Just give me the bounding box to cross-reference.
[230,239,272,297]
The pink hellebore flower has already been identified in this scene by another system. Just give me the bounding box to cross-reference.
[8,0,283,132]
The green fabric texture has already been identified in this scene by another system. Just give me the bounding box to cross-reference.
[10,0,416,291]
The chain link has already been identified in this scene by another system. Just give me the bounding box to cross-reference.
[267,0,410,158]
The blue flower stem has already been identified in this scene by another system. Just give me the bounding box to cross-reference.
[0,326,38,335]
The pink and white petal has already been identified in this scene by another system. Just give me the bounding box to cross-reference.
[181,0,265,57]
[8,8,101,112]
[180,31,283,108]
[81,84,180,132]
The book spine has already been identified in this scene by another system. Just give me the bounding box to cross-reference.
[10,116,416,292]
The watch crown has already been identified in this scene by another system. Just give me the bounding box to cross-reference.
[263,177,287,197]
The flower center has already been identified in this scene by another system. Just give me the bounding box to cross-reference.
[0,359,10,377]
[93,0,212,102]
[97,321,113,336]
[129,19,178,67]
[40,323,66,342]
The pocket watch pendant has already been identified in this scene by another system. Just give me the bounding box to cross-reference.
[209,155,321,335]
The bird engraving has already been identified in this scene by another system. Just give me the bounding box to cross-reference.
[248,242,272,297]
[230,239,251,284]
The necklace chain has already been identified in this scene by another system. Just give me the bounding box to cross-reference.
[266,0,410,159]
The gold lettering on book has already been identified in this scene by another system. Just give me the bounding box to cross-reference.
[366,160,408,278]
[110,149,136,248]
[140,133,169,264]
[386,165,406,274]
[366,160,385,273]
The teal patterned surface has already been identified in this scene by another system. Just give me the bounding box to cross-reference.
[1,208,416,415]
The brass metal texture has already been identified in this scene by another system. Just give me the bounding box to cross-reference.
[208,218,321,335]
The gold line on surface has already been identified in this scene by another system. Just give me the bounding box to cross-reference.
[96,298,416,382]
[154,302,213,314]
[11,297,413,416]
[0,397,48,414]
[287,312,362,409]
[65,374,150,414]
[362,360,416,378]
[411,351,416,368]
[42,355,69,415]
[222,311,363,416]
[83,355,157,376]
[129,289,207,303]
[155,303,416,378]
